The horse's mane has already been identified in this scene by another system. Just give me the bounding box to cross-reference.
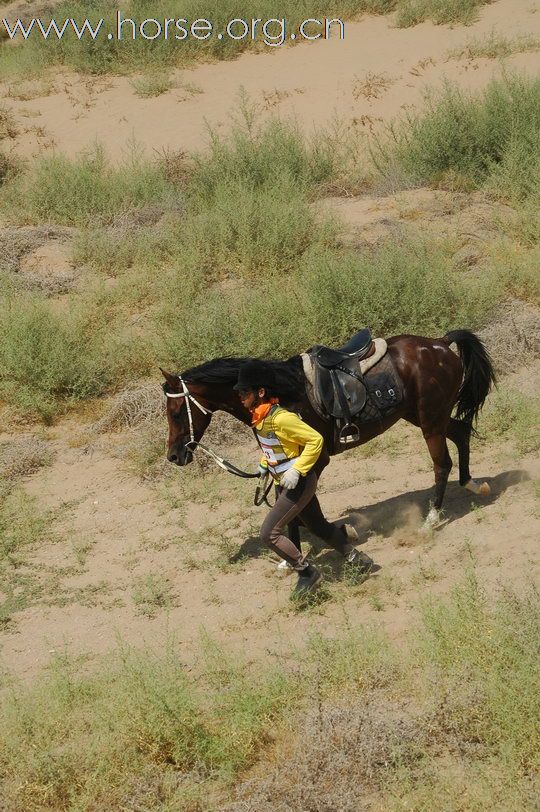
[182,355,305,404]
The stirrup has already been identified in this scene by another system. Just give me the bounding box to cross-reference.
[339,423,360,444]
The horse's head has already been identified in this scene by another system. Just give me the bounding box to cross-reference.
[161,369,213,466]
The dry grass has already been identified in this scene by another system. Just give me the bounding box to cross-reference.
[449,31,540,60]
[0,104,18,140]
[0,225,74,276]
[0,436,53,479]
[92,383,165,433]
[478,299,540,375]
[226,700,426,811]
[3,77,55,101]
[353,72,395,100]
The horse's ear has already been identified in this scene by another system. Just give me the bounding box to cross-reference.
[160,368,179,388]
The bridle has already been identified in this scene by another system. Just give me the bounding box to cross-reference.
[165,375,262,482]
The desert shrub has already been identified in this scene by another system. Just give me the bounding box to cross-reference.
[0,104,18,140]
[1,578,537,809]
[0,146,19,186]
[155,235,499,369]
[417,573,540,772]
[0,437,53,479]
[493,244,540,303]
[229,578,539,811]
[0,145,181,226]
[374,74,540,197]
[0,294,145,418]
[478,386,540,454]
[186,175,336,279]
[298,237,498,340]
[0,0,395,77]
[73,221,175,273]
[0,641,289,810]
[396,0,491,27]
[190,112,339,206]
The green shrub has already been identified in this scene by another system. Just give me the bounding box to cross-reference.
[0,481,52,565]
[396,0,491,27]
[419,573,540,769]
[374,74,540,196]
[0,0,395,77]
[155,235,499,368]
[1,578,538,809]
[190,112,339,206]
[0,145,180,226]
[479,387,540,454]
[0,295,145,419]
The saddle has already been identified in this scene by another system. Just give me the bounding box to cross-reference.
[305,329,402,447]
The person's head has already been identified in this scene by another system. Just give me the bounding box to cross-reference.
[234,360,278,411]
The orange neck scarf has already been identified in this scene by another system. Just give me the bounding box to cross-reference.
[250,398,279,426]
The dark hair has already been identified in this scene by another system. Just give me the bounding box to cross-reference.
[182,356,305,406]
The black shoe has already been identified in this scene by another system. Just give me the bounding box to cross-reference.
[293,565,322,595]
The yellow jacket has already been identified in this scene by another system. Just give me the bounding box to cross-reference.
[255,405,323,480]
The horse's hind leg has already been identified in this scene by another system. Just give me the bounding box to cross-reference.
[447,417,490,496]
[288,518,302,553]
[423,432,453,529]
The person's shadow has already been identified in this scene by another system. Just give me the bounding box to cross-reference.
[229,469,527,575]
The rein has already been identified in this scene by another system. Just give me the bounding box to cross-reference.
[165,375,261,482]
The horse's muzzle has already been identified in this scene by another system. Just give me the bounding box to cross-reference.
[167,444,193,466]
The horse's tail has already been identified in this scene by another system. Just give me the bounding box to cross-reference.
[442,330,496,431]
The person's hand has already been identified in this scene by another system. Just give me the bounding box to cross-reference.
[280,468,300,489]
[258,463,269,478]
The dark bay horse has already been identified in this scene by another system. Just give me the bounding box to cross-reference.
[162,330,495,530]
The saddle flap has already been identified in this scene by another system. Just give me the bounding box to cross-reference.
[313,362,367,419]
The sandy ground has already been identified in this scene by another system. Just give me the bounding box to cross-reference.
[0,0,539,681]
[1,0,540,160]
[1,362,538,681]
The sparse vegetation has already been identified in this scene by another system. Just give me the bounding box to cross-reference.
[2,98,530,415]
[0,104,18,140]
[132,573,174,615]
[0,10,537,812]
[353,71,394,99]
[0,294,145,419]
[0,436,53,479]
[0,1,391,78]
[449,31,540,60]
[1,576,536,810]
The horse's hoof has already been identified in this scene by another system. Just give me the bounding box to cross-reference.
[422,507,441,531]
[340,523,359,542]
[465,479,491,497]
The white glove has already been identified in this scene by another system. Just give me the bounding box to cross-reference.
[280,468,300,490]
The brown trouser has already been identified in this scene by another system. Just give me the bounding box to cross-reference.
[260,470,346,566]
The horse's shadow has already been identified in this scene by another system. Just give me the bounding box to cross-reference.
[229,469,527,572]
[342,468,527,543]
